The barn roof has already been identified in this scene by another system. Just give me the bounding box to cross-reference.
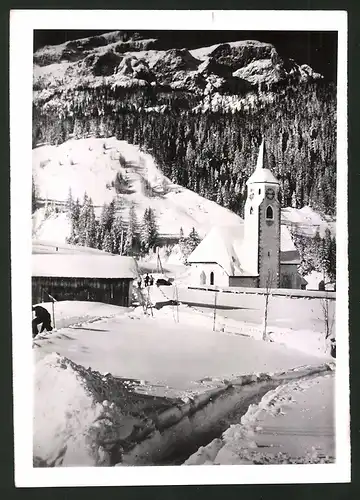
[32,254,137,279]
[187,223,300,276]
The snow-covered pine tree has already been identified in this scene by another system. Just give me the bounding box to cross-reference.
[94,220,103,250]
[123,202,139,255]
[179,227,185,251]
[100,200,116,235]
[322,228,336,282]
[102,230,113,253]
[111,214,124,254]
[32,177,38,214]
[78,192,90,246]
[67,197,81,245]
[66,187,74,218]
[84,198,96,248]
[184,227,201,257]
[140,207,159,253]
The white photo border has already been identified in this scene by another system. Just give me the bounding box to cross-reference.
[10,9,349,487]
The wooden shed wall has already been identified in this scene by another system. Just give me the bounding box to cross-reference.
[32,277,133,307]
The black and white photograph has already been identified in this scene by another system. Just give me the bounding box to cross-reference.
[10,10,349,487]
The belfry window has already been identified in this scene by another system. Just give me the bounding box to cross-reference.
[250,206,253,215]
[266,205,274,220]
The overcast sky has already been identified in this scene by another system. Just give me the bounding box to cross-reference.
[34,30,337,82]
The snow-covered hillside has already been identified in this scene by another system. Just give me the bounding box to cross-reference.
[281,206,336,238]
[32,137,242,241]
[32,137,335,245]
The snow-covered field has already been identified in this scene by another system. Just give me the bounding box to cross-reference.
[34,291,333,394]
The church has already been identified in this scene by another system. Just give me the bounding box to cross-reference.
[187,140,305,290]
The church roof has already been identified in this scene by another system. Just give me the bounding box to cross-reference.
[187,225,250,276]
[187,222,300,276]
[246,139,279,185]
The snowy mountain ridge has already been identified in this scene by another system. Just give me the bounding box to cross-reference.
[33,33,323,111]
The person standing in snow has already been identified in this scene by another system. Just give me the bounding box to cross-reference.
[144,273,150,287]
[32,305,53,338]
[149,275,154,286]
[137,277,142,289]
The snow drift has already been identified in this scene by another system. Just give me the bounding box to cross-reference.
[33,352,173,466]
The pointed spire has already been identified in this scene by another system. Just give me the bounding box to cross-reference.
[255,138,267,170]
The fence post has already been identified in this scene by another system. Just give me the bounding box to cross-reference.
[52,300,55,329]
[175,284,179,323]
[213,290,218,331]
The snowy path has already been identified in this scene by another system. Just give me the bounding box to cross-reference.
[250,373,335,460]
[34,312,324,394]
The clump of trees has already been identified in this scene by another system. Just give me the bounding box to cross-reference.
[291,227,336,282]
[65,189,159,255]
[32,177,38,213]
[179,226,201,261]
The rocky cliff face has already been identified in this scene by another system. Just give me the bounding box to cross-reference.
[33,32,322,108]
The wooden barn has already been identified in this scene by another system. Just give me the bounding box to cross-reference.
[32,253,137,307]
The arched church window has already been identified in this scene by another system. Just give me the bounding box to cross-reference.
[200,271,206,285]
[210,271,214,285]
[266,205,274,220]
[250,206,253,215]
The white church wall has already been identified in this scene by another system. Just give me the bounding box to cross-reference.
[190,263,229,287]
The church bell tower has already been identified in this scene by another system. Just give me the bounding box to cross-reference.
[244,139,280,288]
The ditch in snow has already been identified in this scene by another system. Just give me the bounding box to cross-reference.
[115,373,322,466]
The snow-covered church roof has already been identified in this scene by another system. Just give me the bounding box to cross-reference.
[187,223,300,276]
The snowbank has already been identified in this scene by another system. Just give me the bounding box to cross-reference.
[34,353,135,466]
[34,352,181,467]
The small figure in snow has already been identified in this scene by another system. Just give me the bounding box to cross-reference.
[32,305,53,338]
[144,273,150,287]
[149,275,154,286]
[330,337,336,359]
[137,277,142,289]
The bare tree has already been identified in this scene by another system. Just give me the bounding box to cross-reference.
[262,269,275,341]
[321,292,335,341]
